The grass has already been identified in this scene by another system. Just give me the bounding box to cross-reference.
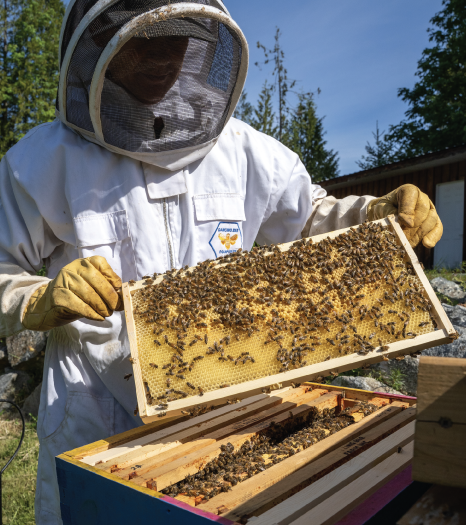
[0,416,38,524]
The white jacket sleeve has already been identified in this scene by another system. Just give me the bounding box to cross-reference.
[0,155,57,337]
[302,195,376,238]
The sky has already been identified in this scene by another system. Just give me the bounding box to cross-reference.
[225,0,444,176]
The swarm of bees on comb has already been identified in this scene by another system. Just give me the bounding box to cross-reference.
[161,400,378,500]
[131,221,435,409]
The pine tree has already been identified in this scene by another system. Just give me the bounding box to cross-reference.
[251,81,278,138]
[357,121,398,170]
[287,93,339,182]
[386,0,466,157]
[0,0,64,158]
[233,91,254,125]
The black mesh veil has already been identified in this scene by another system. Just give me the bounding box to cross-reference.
[59,0,246,156]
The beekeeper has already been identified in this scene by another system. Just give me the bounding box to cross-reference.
[0,1,442,523]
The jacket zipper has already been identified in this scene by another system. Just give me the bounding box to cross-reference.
[163,198,175,269]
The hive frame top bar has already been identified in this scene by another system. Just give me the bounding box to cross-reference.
[123,216,455,423]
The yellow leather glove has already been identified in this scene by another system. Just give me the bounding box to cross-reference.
[23,256,123,332]
[367,184,443,248]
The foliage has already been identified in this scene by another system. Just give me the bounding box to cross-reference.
[0,0,64,159]
[233,91,254,126]
[334,366,407,393]
[286,92,339,182]
[387,369,405,392]
[0,417,39,524]
[235,28,339,181]
[386,0,466,158]
[356,121,399,170]
[256,28,296,142]
[250,81,278,137]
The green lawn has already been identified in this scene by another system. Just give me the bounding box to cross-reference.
[0,417,38,524]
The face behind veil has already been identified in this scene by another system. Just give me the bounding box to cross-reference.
[58,0,247,164]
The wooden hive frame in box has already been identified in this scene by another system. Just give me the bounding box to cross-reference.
[123,216,455,423]
[58,384,417,525]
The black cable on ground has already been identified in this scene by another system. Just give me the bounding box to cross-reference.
[0,400,25,524]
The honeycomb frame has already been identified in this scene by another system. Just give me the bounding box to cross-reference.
[123,216,456,423]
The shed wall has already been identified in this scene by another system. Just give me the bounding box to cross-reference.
[320,160,466,268]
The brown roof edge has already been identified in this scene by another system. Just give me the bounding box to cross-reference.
[320,144,466,190]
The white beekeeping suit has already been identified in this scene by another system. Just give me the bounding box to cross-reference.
[0,1,373,523]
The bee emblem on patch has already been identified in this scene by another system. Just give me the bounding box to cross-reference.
[209,222,243,258]
[218,233,238,250]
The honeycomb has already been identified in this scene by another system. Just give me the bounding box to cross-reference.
[131,221,435,408]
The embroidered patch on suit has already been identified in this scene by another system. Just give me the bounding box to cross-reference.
[209,222,243,258]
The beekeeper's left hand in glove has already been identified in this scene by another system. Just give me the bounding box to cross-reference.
[367,184,443,248]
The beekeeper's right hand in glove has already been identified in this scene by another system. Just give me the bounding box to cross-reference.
[22,256,123,332]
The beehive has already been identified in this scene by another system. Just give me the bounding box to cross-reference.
[59,384,417,525]
[123,216,456,422]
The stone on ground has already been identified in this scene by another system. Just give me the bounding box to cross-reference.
[430,277,466,302]
[6,330,47,368]
[331,375,402,395]
[0,371,30,411]
[369,355,419,396]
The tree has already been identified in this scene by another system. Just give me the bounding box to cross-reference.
[0,0,64,158]
[251,81,278,137]
[386,0,466,158]
[256,28,295,142]
[233,91,254,125]
[356,121,399,170]
[287,92,339,181]
[233,27,340,182]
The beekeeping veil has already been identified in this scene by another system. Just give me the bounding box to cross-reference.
[57,0,248,170]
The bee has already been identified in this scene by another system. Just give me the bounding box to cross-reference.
[154,339,161,346]
[204,334,208,344]
[124,374,132,381]
[129,280,136,285]
[158,412,167,418]
[419,322,429,327]
[149,363,158,369]
[166,378,171,387]
[198,387,204,396]
[187,382,195,390]
[176,374,185,379]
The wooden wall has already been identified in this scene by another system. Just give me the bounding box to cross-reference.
[322,160,466,268]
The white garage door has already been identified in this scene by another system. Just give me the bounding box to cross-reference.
[434,180,464,269]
